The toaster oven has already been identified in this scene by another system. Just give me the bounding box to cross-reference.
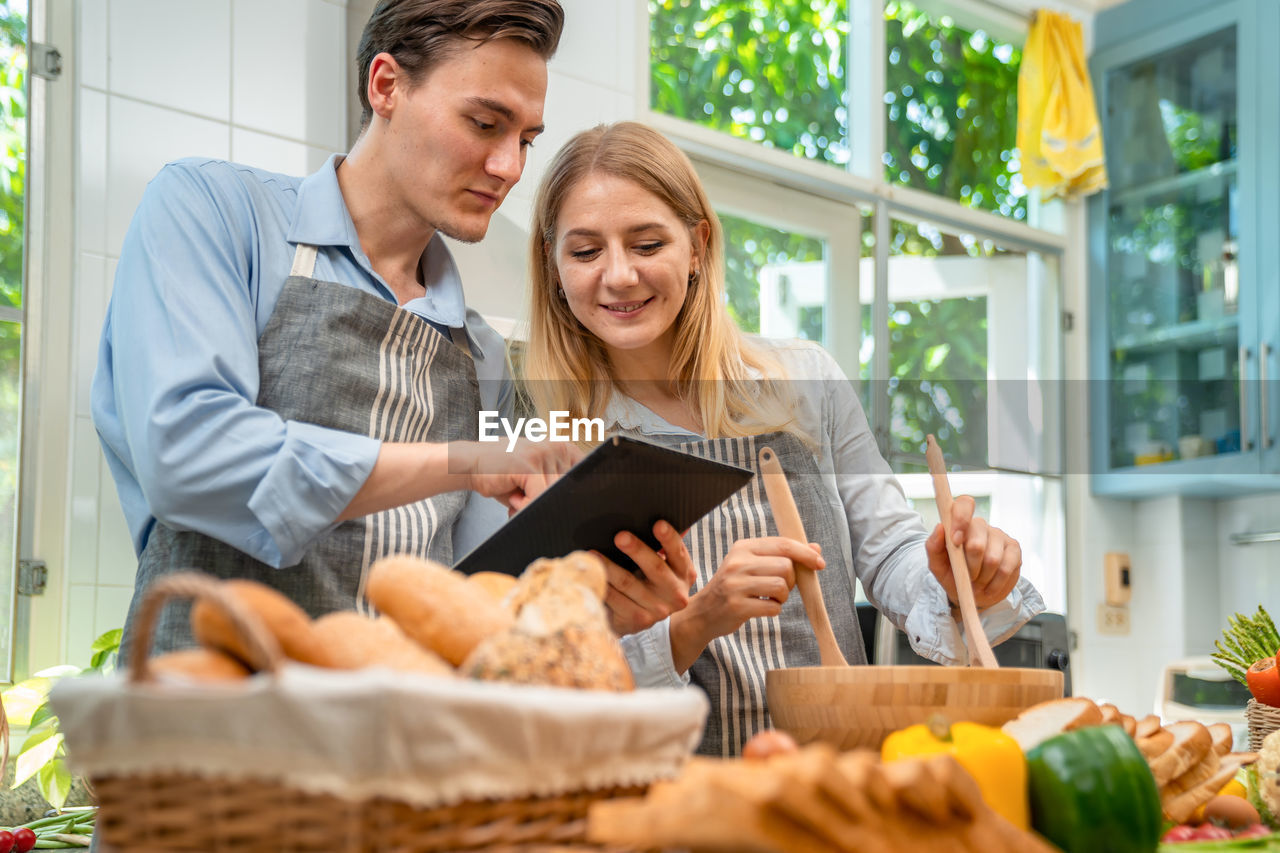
[857,603,1072,696]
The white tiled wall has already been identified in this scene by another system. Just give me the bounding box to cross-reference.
[444,0,642,325]
[64,0,349,666]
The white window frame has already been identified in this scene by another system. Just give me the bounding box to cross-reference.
[638,0,1069,611]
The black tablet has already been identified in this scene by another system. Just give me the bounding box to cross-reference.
[452,435,754,577]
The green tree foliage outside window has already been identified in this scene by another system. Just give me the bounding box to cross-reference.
[883,0,1025,220]
[650,0,1019,467]
[0,0,24,673]
[649,0,1025,218]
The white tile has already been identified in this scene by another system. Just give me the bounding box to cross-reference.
[77,88,108,256]
[97,456,139,588]
[67,417,101,587]
[94,585,136,640]
[109,0,231,120]
[106,96,230,254]
[614,1,641,97]
[75,254,107,417]
[232,0,346,149]
[78,0,109,90]
[231,128,311,175]
[65,585,98,670]
[553,0,619,89]
[525,72,630,196]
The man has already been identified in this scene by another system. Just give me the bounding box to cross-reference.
[92,0,573,654]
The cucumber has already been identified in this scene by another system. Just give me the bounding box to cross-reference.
[1026,725,1163,853]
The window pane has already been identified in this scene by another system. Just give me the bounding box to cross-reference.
[0,0,24,311]
[0,0,25,683]
[884,0,1026,219]
[874,217,1060,475]
[721,211,827,345]
[650,0,851,169]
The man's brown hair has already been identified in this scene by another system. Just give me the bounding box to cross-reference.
[356,0,565,130]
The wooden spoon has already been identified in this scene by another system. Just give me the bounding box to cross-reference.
[925,434,998,669]
[758,446,848,666]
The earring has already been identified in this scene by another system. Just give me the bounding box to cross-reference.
[557,287,566,299]
[688,268,700,285]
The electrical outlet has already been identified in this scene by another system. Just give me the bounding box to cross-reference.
[1097,603,1131,636]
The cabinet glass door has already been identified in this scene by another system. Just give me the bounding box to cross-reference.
[1103,26,1239,470]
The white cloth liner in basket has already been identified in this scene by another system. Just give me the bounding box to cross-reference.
[51,664,708,808]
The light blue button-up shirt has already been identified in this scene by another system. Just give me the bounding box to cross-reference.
[91,155,511,569]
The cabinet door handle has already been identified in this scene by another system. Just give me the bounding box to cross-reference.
[1240,346,1254,451]
[1263,343,1273,450]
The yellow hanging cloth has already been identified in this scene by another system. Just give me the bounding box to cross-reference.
[1017,9,1108,199]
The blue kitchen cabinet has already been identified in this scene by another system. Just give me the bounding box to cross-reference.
[1088,0,1280,496]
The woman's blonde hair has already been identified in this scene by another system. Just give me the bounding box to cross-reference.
[524,121,795,439]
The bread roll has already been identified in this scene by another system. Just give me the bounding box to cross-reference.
[190,579,334,667]
[149,647,252,682]
[466,571,519,605]
[366,555,512,666]
[311,610,453,676]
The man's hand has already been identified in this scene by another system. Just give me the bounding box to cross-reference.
[924,494,1021,610]
[597,521,696,636]
[454,439,582,513]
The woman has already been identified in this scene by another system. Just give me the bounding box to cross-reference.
[524,121,1045,755]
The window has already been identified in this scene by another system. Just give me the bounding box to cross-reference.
[649,0,1068,613]
[0,0,27,683]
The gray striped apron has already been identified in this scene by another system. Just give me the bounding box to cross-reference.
[122,243,480,657]
[639,430,868,756]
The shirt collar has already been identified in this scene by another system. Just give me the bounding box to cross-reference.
[603,393,702,438]
[288,154,469,332]
[288,154,358,249]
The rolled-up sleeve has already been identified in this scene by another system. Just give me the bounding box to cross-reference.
[91,162,380,567]
[620,618,690,689]
[811,346,1044,665]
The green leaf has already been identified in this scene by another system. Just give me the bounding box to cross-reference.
[27,703,54,730]
[90,629,122,657]
[37,759,72,811]
[13,731,62,789]
[924,343,951,371]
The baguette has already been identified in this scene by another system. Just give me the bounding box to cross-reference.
[466,571,519,605]
[366,555,512,666]
[149,647,251,682]
[311,610,453,676]
[190,579,334,667]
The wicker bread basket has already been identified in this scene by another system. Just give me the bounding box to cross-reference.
[1247,698,1280,752]
[51,572,707,852]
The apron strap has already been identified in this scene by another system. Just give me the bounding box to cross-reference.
[290,243,319,279]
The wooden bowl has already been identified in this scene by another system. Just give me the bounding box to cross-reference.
[766,665,1063,750]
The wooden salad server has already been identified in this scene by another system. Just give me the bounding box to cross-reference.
[925,434,999,669]
[758,446,848,667]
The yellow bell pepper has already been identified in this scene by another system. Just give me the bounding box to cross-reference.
[881,715,1028,830]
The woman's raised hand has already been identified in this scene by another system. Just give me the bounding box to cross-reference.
[668,537,824,674]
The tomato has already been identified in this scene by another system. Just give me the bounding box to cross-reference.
[1161,824,1200,842]
[0,830,14,853]
[1190,823,1234,840]
[10,828,34,853]
[1247,657,1280,707]
[742,728,799,760]
[1234,823,1275,839]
